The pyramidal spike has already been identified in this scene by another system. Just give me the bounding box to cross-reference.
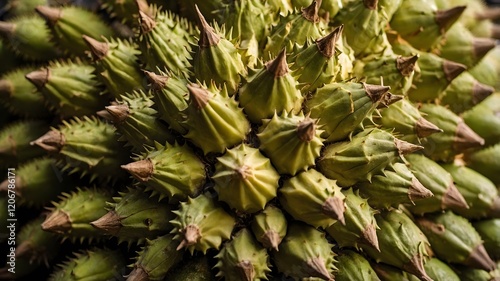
[105,104,130,123]
[305,257,333,281]
[363,83,390,103]
[187,83,210,109]
[82,35,109,60]
[465,244,496,271]
[322,197,346,225]
[408,178,434,202]
[453,122,485,151]
[442,182,469,210]
[266,49,289,77]
[403,254,433,281]
[378,93,404,108]
[121,159,154,182]
[263,230,281,251]
[127,266,149,281]
[297,117,316,142]
[96,109,113,121]
[443,60,467,83]
[236,261,255,281]
[416,117,443,138]
[41,210,71,233]
[144,70,168,90]
[195,5,220,47]
[472,38,496,60]
[0,21,14,36]
[397,55,419,77]
[302,0,321,23]
[35,5,61,24]
[490,197,500,217]
[316,25,343,58]
[25,68,49,90]
[176,224,201,251]
[362,223,380,252]
[472,82,494,105]
[30,130,65,153]
[363,0,378,10]
[436,6,466,33]
[394,138,424,155]
[90,210,122,235]
[138,10,156,33]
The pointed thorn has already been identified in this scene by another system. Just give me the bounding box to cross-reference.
[453,122,485,151]
[25,68,50,90]
[82,35,109,60]
[489,196,500,218]
[90,210,122,235]
[304,257,333,281]
[473,38,496,61]
[476,7,500,20]
[394,138,424,155]
[236,260,256,281]
[408,177,434,202]
[363,83,391,103]
[138,10,156,33]
[0,177,21,195]
[176,224,201,250]
[126,266,149,281]
[15,241,33,258]
[301,0,321,23]
[0,21,15,37]
[361,223,380,252]
[266,49,289,77]
[443,60,466,82]
[435,6,467,34]
[96,109,114,121]
[297,117,316,142]
[144,70,169,91]
[377,92,403,108]
[41,210,71,234]
[322,196,346,225]
[402,254,433,281]
[472,82,494,105]
[35,5,62,24]
[397,55,419,77]
[465,244,496,271]
[262,230,282,251]
[0,80,12,98]
[442,181,469,210]
[491,24,500,39]
[30,130,65,153]
[195,4,220,47]
[363,0,379,10]
[415,117,442,138]
[105,104,130,123]
[121,159,154,182]
[187,83,210,109]
[316,25,344,58]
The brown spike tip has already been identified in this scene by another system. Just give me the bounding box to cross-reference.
[491,24,500,39]
[321,196,346,225]
[361,223,380,252]
[304,257,334,281]
[363,0,379,10]
[394,138,424,155]
[297,117,316,142]
[453,122,485,152]
[144,70,169,91]
[0,80,12,98]
[262,230,282,251]
[126,266,149,281]
[195,5,220,47]
[465,244,496,271]
[476,7,500,20]
[473,38,496,61]
[266,49,289,78]
[0,177,21,195]
[415,117,443,138]
[441,181,469,210]
[41,210,71,234]
[15,242,33,259]
[25,68,50,90]
[301,0,321,23]
[397,55,419,77]
[138,10,156,33]
[489,196,500,218]
[90,210,122,235]
[236,165,253,180]
[30,130,65,153]
[472,82,494,105]
[408,177,434,202]
[35,5,62,25]
[176,224,201,251]
[435,6,467,34]
[363,83,391,103]
[82,35,109,60]
[187,83,211,109]
[377,92,404,108]
[442,60,466,82]
[236,260,256,281]
[105,104,130,123]
[402,254,433,281]
[0,22,15,37]
[316,25,344,58]
[121,159,154,182]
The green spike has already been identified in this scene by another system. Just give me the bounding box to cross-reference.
[469,46,500,88]
[462,93,500,146]
[335,250,381,281]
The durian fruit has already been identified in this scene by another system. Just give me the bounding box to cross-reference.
[170,194,235,254]
[214,228,271,281]
[280,168,346,228]
[91,187,174,244]
[416,211,496,272]
[48,247,127,281]
[273,222,337,280]
[250,205,288,251]
[335,250,381,281]
[212,144,280,213]
[121,141,206,202]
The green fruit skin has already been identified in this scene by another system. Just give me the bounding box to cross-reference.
[335,250,381,281]
[423,258,460,281]
[462,93,500,146]
[464,143,500,185]
[163,256,215,281]
[473,219,500,260]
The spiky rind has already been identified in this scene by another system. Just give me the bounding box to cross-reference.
[16,216,60,267]
[473,219,500,260]
[335,250,381,281]
[250,205,288,251]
